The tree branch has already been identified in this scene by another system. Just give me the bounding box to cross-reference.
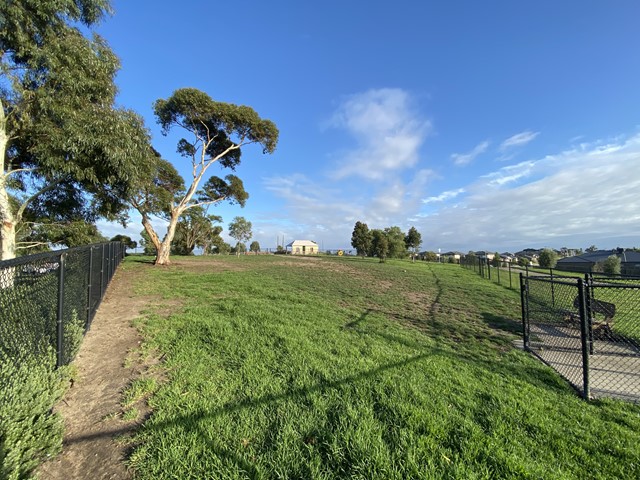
[184,197,226,210]
[6,167,37,177]
[15,180,60,222]
[16,241,51,250]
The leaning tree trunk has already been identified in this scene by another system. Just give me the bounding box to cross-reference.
[154,210,181,265]
[155,240,172,265]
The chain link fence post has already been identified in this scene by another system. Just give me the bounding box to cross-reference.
[56,252,66,368]
[577,278,590,400]
[86,247,94,329]
[520,273,529,348]
[509,262,513,289]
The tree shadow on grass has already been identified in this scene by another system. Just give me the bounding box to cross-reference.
[125,256,155,265]
[64,352,435,477]
[64,300,573,478]
[480,312,522,336]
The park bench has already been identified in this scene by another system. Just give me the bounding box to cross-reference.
[571,295,616,337]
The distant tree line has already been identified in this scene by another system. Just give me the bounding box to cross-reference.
[351,222,422,262]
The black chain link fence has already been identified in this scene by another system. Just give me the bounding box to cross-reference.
[521,273,640,402]
[0,242,125,368]
[461,255,532,291]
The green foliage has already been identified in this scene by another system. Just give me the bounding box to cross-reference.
[19,220,107,250]
[206,237,231,255]
[249,241,261,253]
[232,242,247,254]
[586,245,598,253]
[110,234,137,249]
[153,88,279,157]
[228,216,252,245]
[491,252,501,267]
[518,257,530,267]
[370,229,389,262]
[1,0,153,259]
[130,158,185,221]
[139,230,157,256]
[384,226,407,259]
[404,226,422,255]
[351,221,372,257]
[602,255,621,275]
[171,207,222,256]
[538,248,558,269]
[423,251,438,262]
[0,350,66,479]
[199,175,249,208]
[63,309,85,362]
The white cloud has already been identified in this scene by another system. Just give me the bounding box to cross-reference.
[327,88,431,180]
[451,140,490,166]
[417,133,640,251]
[261,169,433,249]
[253,132,640,251]
[499,130,540,152]
[481,160,535,187]
[422,188,465,204]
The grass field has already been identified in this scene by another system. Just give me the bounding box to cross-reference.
[122,255,640,479]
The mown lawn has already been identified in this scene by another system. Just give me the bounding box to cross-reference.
[122,255,640,479]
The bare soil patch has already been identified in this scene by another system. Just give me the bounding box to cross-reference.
[38,266,153,480]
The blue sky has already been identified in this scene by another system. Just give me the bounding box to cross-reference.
[96,0,640,252]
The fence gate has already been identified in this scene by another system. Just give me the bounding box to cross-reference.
[521,273,640,402]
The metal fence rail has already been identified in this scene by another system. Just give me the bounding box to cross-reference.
[521,273,640,402]
[0,242,125,368]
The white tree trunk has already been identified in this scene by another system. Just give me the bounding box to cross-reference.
[154,210,181,265]
[0,99,17,262]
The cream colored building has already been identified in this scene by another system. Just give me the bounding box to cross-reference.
[286,240,318,255]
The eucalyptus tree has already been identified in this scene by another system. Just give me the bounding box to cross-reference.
[127,88,278,265]
[0,0,151,260]
[385,226,408,259]
[110,234,137,250]
[171,207,222,256]
[371,229,389,262]
[351,221,372,257]
[404,226,422,262]
[228,216,252,257]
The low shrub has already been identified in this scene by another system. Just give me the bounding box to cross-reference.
[0,349,67,479]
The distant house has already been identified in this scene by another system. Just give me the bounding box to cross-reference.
[515,248,541,261]
[474,251,495,261]
[286,240,318,255]
[500,252,515,263]
[556,249,640,275]
[443,251,463,260]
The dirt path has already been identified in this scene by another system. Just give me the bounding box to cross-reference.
[38,266,150,480]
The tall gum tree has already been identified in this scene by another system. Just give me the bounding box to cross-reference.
[131,88,278,265]
[0,0,151,260]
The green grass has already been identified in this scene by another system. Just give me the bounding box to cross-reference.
[124,255,640,479]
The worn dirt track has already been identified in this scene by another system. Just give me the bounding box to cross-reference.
[38,266,150,480]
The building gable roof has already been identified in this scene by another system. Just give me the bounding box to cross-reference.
[286,240,318,247]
